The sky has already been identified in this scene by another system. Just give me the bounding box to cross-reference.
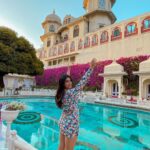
[0,0,150,49]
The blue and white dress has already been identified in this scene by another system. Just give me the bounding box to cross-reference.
[58,68,93,139]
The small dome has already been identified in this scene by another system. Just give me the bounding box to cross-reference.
[139,57,150,72]
[45,10,61,24]
[104,61,124,73]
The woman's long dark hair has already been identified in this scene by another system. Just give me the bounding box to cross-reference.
[55,74,72,109]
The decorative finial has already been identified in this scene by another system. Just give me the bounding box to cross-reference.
[53,9,55,14]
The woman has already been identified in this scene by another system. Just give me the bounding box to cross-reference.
[55,58,97,150]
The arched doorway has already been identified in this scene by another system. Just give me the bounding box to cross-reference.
[106,80,119,97]
[147,83,150,100]
[143,79,150,100]
[112,82,119,97]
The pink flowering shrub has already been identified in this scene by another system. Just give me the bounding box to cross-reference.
[35,60,112,90]
[35,55,149,91]
[117,55,149,95]
[117,55,149,75]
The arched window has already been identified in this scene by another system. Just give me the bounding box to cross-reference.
[148,84,150,96]
[73,25,79,38]
[92,34,98,46]
[125,22,138,37]
[114,29,120,36]
[49,25,55,32]
[99,0,105,9]
[47,40,51,47]
[84,36,90,48]
[68,18,71,23]
[64,34,68,41]
[78,39,83,50]
[144,19,150,29]
[70,41,75,52]
[64,43,69,53]
[58,45,63,55]
[141,16,150,33]
[100,31,109,43]
[111,27,122,41]
[52,47,57,56]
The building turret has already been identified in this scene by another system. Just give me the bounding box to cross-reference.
[42,10,61,34]
[41,10,62,48]
[83,0,116,32]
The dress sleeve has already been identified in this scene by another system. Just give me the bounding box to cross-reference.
[71,67,93,95]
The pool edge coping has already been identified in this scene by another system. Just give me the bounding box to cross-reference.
[94,101,150,112]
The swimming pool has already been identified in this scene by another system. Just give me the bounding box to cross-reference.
[1,97,150,150]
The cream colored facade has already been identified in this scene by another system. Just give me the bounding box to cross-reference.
[36,0,150,99]
[37,0,150,69]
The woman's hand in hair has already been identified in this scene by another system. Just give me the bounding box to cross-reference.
[90,58,97,69]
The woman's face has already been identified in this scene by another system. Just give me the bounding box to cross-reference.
[64,77,72,89]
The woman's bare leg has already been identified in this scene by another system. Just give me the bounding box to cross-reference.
[65,135,77,150]
[58,132,65,150]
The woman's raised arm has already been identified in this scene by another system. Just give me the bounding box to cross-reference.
[71,58,97,95]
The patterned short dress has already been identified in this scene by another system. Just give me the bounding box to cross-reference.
[58,68,93,139]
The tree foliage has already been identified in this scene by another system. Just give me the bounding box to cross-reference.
[0,26,44,87]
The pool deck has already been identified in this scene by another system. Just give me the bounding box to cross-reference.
[95,99,150,112]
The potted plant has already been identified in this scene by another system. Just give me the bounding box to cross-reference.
[1,101,25,122]
[1,101,26,147]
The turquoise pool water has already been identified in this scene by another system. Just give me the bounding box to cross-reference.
[1,97,150,150]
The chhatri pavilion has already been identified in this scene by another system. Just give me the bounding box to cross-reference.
[36,0,150,100]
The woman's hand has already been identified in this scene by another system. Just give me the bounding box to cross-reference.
[90,58,97,69]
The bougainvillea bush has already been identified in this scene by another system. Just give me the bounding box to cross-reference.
[117,55,149,95]
[35,55,149,92]
[35,60,112,91]
[117,55,149,75]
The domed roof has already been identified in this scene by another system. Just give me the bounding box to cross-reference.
[45,10,61,24]
[139,57,150,72]
[104,60,124,74]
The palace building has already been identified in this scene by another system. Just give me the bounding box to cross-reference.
[35,0,150,100]
[37,0,150,69]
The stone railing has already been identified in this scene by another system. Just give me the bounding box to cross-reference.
[1,119,37,150]
[19,89,56,97]
[0,89,56,97]
[0,91,4,97]
[8,130,37,150]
